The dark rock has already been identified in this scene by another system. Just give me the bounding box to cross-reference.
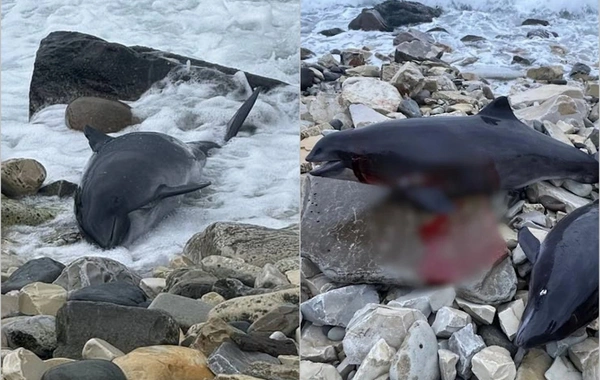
[42,359,127,380]
[53,256,141,292]
[2,257,65,294]
[483,86,495,100]
[460,35,486,43]
[38,180,78,198]
[426,27,449,34]
[413,90,431,105]
[301,47,315,60]
[551,79,568,85]
[331,49,342,55]
[329,119,344,130]
[323,70,342,81]
[68,281,148,307]
[398,98,422,118]
[348,9,390,32]
[3,316,56,359]
[212,278,271,299]
[521,18,549,26]
[29,31,285,118]
[340,50,365,67]
[54,301,179,359]
[301,67,315,91]
[229,321,252,333]
[208,341,280,375]
[374,0,442,29]
[319,28,345,37]
[248,304,300,336]
[570,62,592,79]
[512,56,532,65]
[393,29,433,46]
[164,268,217,299]
[394,40,440,62]
[231,331,298,356]
[308,63,326,73]
[478,324,518,357]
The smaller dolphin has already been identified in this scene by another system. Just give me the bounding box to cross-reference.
[75,88,261,249]
[515,200,599,348]
[305,96,598,213]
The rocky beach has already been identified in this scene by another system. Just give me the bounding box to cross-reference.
[300,0,599,379]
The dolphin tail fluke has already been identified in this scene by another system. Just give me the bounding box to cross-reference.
[224,87,261,142]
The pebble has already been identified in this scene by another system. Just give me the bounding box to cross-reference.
[498,299,525,341]
[65,96,138,133]
[432,307,472,338]
[139,277,166,299]
[201,292,226,306]
[438,349,459,380]
[546,328,588,358]
[471,346,516,380]
[455,298,496,325]
[1,158,47,197]
[343,304,426,364]
[3,315,57,359]
[248,304,299,336]
[189,317,239,356]
[3,348,47,380]
[82,338,125,360]
[255,263,291,288]
[567,337,598,372]
[300,323,338,362]
[285,270,300,285]
[201,256,261,287]
[300,361,342,380]
[2,257,65,294]
[208,288,299,323]
[516,348,552,380]
[457,258,517,305]
[545,356,583,380]
[148,293,214,330]
[390,320,439,380]
[478,325,518,358]
[208,341,279,375]
[301,284,379,327]
[353,338,396,380]
[164,267,217,299]
[327,326,346,341]
[448,323,486,379]
[42,359,127,380]
[18,282,67,316]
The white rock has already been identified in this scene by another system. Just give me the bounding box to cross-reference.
[438,349,459,380]
[285,270,300,285]
[568,337,598,372]
[510,85,584,108]
[353,339,396,380]
[43,357,75,370]
[390,320,440,380]
[2,348,46,380]
[545,356,583,380]
[563,179,593,198]
[341,77,402,114]
[471,346,516,380]
[388,294,432,318]
[515,95,586,128]
[2,293,19,319]
[301,361,343,380]
[433,91,477,105]
[308,92,346,124]
[200,292,226,306]
[343,304,427,364]
[527,181,589,213]
[498,299,524,341]
[301,323,338,363]
[543,120,575,147]
[455,298,496,325]
[349,104,391,128]
[432,307,472,338]
[18,282,67,317]
[389,62,425,95]
[583,351,598,380]
[546,328,588,358]
[139,278,166,299]
[388,287,455,318]
[255,263,290,288]
[81,338,124,360]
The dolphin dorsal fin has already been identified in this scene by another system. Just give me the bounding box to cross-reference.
[84,125,114,152]
[478,97,519,121]
[517,227,541,264]
[224,87,261,142]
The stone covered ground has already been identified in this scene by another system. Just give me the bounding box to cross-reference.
[299,2,599,380]
[1,32,300,380]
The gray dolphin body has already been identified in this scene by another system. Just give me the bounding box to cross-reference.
[75,88,261,249]
[305,97,598,213]
[515,200,599,348]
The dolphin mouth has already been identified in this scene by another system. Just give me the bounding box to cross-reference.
[309,161,359,182]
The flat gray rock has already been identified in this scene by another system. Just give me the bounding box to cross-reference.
[448,324,486,379]
[208,341,279,375]
[148,293,214,330]
[457,258,517,305]
[2,316,56,359]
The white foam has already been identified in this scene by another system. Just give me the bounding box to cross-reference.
[1,0,299,273]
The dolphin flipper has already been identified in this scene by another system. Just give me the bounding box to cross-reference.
[84,125,114,152]
[518,227,541,264]
[224,87,261,142]
[129,181,211,211]
[401,187,455,214]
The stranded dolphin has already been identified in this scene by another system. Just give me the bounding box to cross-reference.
[305,96,598,213]
[74,88,261,249]
[515,200,599,348]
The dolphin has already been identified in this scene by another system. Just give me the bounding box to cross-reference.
[514,200,599,348]
[305,96,598,213]
[74,88,261,249]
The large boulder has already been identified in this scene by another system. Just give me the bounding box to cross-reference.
[301,176,505,286]
[349,1,442,31]
[54,301,179,359]
[29,31,285,118]
[65,97,139,133]
[1,159,46,198]
[42,360,127,380]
